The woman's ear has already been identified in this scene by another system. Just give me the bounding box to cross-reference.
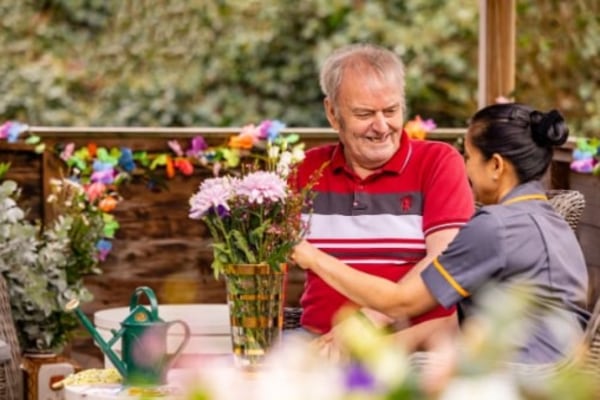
[490,153,505,181]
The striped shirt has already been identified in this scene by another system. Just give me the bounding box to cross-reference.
[295,131,474,333]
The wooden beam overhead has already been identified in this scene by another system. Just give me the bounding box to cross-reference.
[478,0,516,107]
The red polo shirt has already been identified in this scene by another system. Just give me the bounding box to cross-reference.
[294,131,474,333]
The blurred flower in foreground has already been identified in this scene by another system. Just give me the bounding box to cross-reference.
[404,115,436,140]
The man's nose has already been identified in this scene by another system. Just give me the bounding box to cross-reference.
[372,112,387,132]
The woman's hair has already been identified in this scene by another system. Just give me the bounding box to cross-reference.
[319,43,406,114]
[469,103,569,183]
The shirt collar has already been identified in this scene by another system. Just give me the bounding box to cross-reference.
[330,130,413,176]
[499,181,547,205]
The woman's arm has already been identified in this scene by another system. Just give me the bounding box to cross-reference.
[292,239,440,319]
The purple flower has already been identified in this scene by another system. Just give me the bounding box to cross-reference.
[189,177,235,219]
[186,136,209,157]
[345,362,376,391]
[259,120,286,141]
[1,121,29,143]
[91,160,116,184]
[234,171,287,204]
[421,118,437,132]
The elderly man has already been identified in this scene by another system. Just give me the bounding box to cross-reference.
[292,43,474,348]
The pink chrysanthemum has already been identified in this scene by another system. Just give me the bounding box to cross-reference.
[189,177,235,219]
[234,171,287,204]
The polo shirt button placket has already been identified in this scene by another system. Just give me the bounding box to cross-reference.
[352,183,367,214]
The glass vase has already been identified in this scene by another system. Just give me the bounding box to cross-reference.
[223,263,287,370]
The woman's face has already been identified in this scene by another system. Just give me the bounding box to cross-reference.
[464,131,500,205]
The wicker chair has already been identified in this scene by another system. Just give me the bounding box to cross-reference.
[0,275,22,400]
[546,189,586,233]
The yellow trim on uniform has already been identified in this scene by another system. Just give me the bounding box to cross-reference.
[432,258,470,297]
[502,194,547,205]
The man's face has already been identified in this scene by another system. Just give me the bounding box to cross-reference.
[325,67,404,177]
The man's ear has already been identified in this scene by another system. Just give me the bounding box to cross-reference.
[324,97,340,131]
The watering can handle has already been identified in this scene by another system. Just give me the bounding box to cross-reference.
[129,286,159,320]
[165,320,191,368]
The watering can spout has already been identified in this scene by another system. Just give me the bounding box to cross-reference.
[65,299,128,378]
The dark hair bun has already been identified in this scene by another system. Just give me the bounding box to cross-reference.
[530,109,569,147]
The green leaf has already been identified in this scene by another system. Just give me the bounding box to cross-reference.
[221,149,240,168]
[68,156,87,172]
[283,133,300,144]
[150,154,168,170]
[0,162,10,179]
[249,222,268,248]
[231,230,256,263]
[96,148,118,166]
[133,152,150,167]
[25,135,41,144]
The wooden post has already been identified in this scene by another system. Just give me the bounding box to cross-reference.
[478,0,516,108]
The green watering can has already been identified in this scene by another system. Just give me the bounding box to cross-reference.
[66,286,191,386]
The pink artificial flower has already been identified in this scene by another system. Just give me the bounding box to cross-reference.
[234,171,287,204]
[239,123,262,140]
[168,140,184,157]
[189,177,235,219]
[85,182,107,202]
[60,143,75,161]
[212,162,222,177]
[230,123,262,148]
[0,122,9,139]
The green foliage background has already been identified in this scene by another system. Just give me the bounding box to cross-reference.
[0,0,598,137]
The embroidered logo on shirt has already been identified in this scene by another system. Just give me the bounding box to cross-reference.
[401,195,412,212]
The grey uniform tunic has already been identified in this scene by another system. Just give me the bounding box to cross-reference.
[422,181,590,364]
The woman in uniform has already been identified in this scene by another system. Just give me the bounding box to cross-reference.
[291,102,590,364]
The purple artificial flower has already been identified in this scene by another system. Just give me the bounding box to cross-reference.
[344,362,377,391]
[186,136,209,157]
[234,171,287,204]
[421,118,437,132]
[0,121,29,143]
[91,160,116,184]
[189,177,235,219]
[259,120,286,141]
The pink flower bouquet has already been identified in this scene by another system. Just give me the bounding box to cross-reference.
[188,121,310,276]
